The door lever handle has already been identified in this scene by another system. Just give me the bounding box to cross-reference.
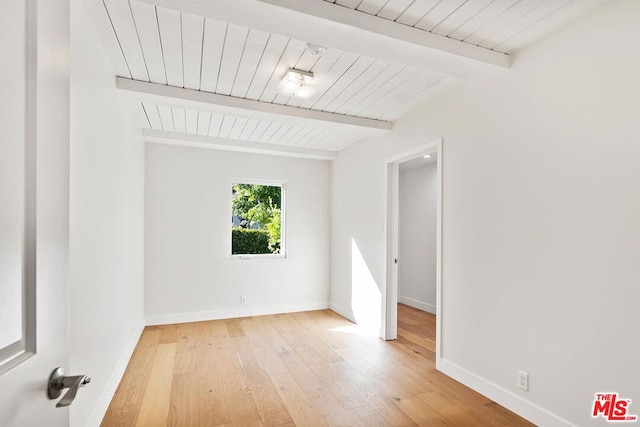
[48,367,91,408]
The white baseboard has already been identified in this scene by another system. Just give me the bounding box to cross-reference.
[328,302,356,323]
[439,359,576,427]
[145,301,330,326]
[86,321,145,427]
[398,295,436,314]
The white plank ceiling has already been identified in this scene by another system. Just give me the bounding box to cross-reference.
[136,102,364,151]
[324,0,608,54]
[92,0,608,154]
[104,1,453,119]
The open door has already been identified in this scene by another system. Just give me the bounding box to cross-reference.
[384,138,443,368]
[0,0,73,425]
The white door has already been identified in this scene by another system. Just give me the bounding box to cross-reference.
[0,0,71,426]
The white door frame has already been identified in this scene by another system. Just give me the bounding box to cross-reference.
[383,138,443,369]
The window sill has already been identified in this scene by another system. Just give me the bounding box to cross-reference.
[230,253,286,260]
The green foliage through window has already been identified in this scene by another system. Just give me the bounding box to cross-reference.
[231,229,270,254]
[231,182,283,255]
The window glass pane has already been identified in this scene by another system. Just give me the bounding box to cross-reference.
[231,182,283,255]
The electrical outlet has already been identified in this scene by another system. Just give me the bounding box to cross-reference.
[518,371,529,391]
[240,296,246,305]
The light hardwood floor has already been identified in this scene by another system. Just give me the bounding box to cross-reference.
[101,305,534,426]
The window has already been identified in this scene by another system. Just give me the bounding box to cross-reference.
[230,180,285,257]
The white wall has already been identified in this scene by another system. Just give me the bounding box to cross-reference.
[330,1,640,425]
[69,1,145,425]
[145,144,330,324]
[398,162,437,313]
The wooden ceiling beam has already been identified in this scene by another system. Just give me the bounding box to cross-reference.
[117,77,392,134]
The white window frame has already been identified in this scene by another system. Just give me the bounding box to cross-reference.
[229,178,287,259]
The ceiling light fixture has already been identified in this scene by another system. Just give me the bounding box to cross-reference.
[306,43,327,56]
[423,154,431,159]
[277,68,318,99]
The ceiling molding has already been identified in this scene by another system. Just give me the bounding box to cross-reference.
[117,78,391,135]
[138,0,509,80]
[144,129,338,160]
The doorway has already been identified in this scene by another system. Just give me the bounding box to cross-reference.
[383,138,442,369]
